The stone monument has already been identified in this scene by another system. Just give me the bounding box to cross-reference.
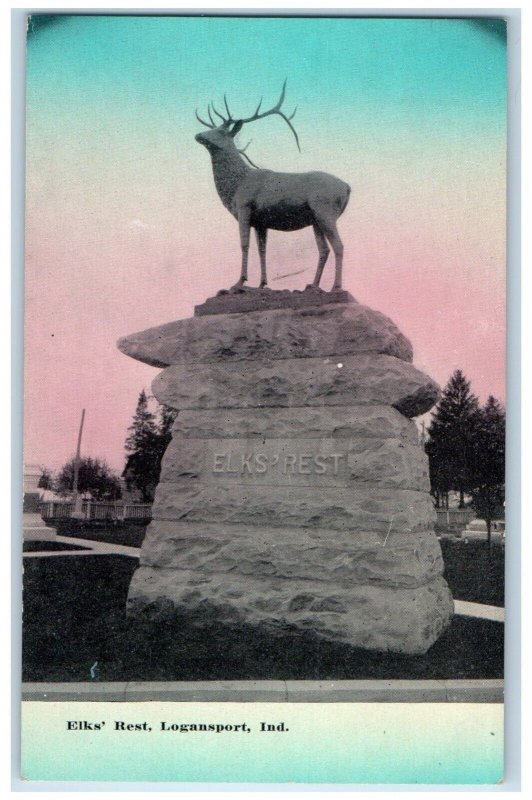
[117,87,453,655]
[118,288,454,655]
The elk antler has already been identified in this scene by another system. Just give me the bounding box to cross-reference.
[237,140,260,169]
[195,108,215,129]
[233,80,300,151]
[196,95,235,130]
[196,81,300,151]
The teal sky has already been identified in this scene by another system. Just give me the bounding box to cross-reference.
[27,16,506,134]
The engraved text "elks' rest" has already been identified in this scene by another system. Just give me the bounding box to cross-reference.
[212,452,346,475]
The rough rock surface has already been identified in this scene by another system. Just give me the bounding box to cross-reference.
[128,568,453,655]
[117,300,413,367]
[153,354,439,417]
[138,521,445,588]
[119,297,453,655]
[173,405,421,442]
[153,483,435,533]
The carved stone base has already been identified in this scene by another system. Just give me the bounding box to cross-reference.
[119,295,453,655]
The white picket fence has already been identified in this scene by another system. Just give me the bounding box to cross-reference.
[41,500,152,523]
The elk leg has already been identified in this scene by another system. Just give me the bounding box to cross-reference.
[233,211,251,289]
[317,218,344,290]
[255,227,268,287]
[310,223,330,287]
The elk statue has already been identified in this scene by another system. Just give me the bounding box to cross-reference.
[195,81,350,291]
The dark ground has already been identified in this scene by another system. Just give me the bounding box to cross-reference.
[23,541,90,553]
[57,521,147,548]
[22,542,504,682]
[440,539,504,607]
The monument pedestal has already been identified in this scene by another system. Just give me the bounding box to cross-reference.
[118,291,453,655]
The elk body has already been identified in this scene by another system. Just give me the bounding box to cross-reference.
[195,83,350,290]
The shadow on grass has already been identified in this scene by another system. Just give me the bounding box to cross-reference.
[440,539,504,607]
[22,554,503,683]
[23,541,90,552]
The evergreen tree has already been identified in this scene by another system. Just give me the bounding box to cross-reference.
[158,404,178,447]
[425,370,479,507]
[155,404,178,464]
[122,390,160,502]
[122,392,176,502]
[470,396,506,548]
[56,457,122,501]
[124,389,158,454]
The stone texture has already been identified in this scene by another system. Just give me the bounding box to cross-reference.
[173,405,420,443]
[128,567,453,655]
[117,301,413,367]
[160,436,430,491]
[139,521,445,589]
[195,285,354,316]
[152,483,435,534]
[119,297,452,655]
[153,353,439,418]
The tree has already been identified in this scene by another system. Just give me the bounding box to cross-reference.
[122,391,162,502]
[158,404,178,452]
[470,396,505,548]
[425,370,479,508]
[122,393,178,503]
[37,467,54,490]
[56,457,122,501]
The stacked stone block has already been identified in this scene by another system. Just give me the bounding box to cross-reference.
[118,296,453,654]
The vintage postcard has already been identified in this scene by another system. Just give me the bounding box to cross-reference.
[21,13,508,784]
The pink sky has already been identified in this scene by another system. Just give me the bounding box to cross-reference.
[23,184,506,475]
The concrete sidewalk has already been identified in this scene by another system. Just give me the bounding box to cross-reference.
[22,513,45,528]
[23,534,141,559]
[21,677,504,703]
[454,599,504,623]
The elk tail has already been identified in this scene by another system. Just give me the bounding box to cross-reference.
[337,184,351,217]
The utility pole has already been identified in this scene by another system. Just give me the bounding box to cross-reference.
[71,408,86,520]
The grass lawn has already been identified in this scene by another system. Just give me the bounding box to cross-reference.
[440,539,504,607]
[56,521,148,548]
[22,552,503,683]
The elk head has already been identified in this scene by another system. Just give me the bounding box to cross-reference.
[195,80,300,167]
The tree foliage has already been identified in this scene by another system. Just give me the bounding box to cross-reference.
[37,467,54,490]
[425,371,505,545]
[122,390,177,502]
[425,370,479,507]
[469,396,506,545]
[56,457,122,501]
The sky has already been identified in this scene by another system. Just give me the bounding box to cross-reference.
[24,15,507,473]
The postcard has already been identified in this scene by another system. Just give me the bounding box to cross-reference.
[21,13,507,784]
